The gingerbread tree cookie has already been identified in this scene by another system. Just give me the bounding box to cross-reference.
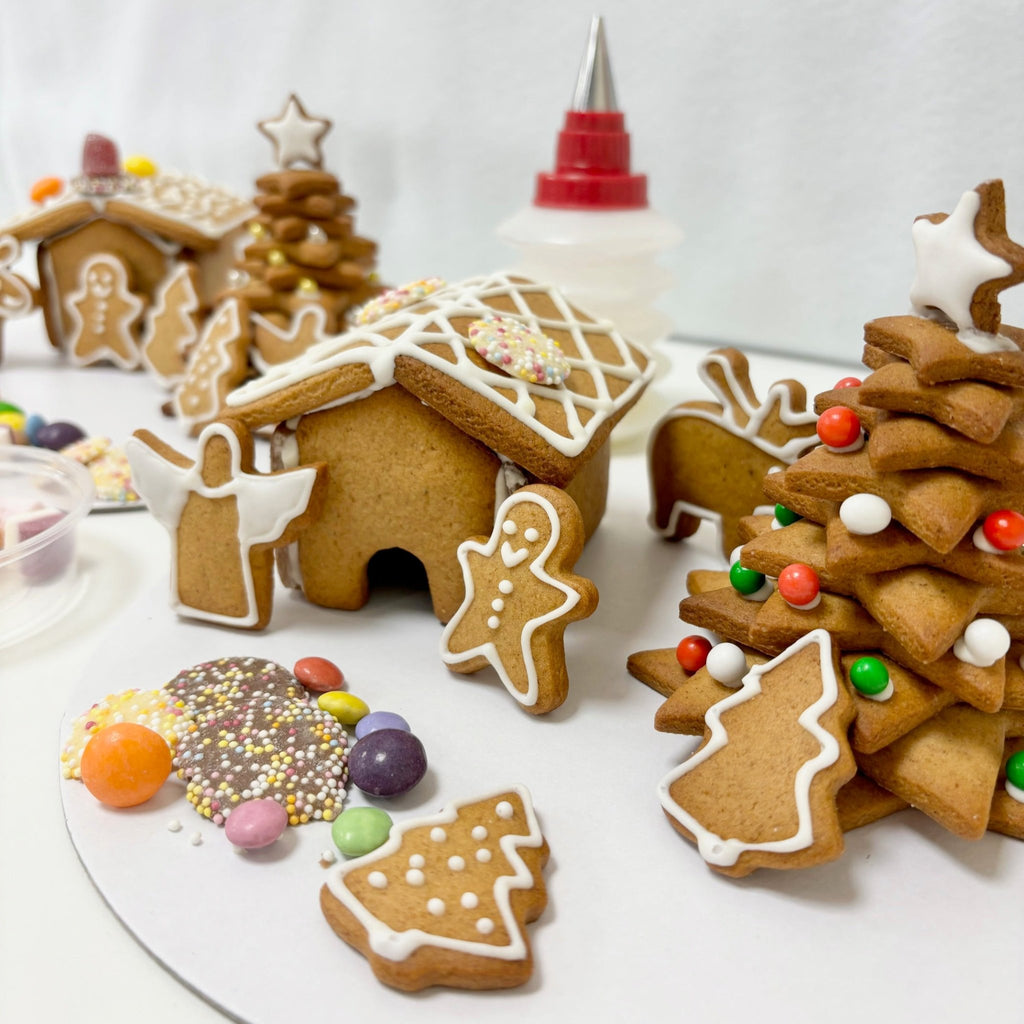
[126,418,326,628]
[648,348,818,557]
[659,630,856,876]
[440,485,598,714]
[320,785,549,991]
[139,261,201,386]
[634,181,1024,863]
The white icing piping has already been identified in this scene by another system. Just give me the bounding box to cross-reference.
[226,272,653,460]
[657,628,842,867]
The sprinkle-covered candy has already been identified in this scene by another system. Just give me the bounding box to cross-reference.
[469,315,571,387]
[675,635,712,674]
[355,277,446,325]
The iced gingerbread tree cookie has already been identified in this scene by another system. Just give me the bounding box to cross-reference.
[648,347,818,558]
[320,785,548,991]
[634,180,1024,867]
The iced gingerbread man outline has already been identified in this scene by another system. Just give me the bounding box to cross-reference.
[126,418,325,629]
[440,484,598,714]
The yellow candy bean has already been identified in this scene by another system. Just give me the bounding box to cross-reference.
[124,154,157,177]
[317,691,369,725]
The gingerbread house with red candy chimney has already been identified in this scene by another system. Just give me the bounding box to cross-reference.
[0,133,252,371]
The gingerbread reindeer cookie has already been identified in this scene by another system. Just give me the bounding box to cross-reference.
[649,348,818,558]
[126,418,325,629]
[440,485,598,714]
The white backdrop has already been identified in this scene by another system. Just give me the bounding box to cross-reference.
[3,0,1024,363]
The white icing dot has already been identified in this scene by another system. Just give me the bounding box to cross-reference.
[448,855,466,872]
[1007,780,1024,804]
[524,527,540,542]
[973,525,1002,554]
[495,800,514,819]
[427,898,446,916]
[491,598,505,612]
[405,868,426,886]
[476,848,492,863]
[487,615,501,629]
[368,871,388,889]
[705,643,748,687]
[502,519,517,535]
[461,891,479,909]
[839,493,892,536]
[498,579,513,594]
[409,854,426,868]
[471,825,488,840]
[430,827,447,843]
[476,917,495,935]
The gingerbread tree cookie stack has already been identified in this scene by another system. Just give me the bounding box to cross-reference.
[172,95,382,434]
[633,180,1024,871]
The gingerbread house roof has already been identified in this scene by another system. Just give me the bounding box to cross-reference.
[225,273,654,485]
[0,172,253,250]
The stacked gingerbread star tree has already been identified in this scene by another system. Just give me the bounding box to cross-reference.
[228,93,381,365]
[631,179,1024,864]
[171,95,382,434]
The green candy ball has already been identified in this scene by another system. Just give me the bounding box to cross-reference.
[331,805,393,857]
[774,503,802,527]
[729,560,766,596]
[1005,750,1024,791]
[849,656,890,696]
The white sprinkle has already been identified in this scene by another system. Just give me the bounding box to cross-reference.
[166,819,183,833]
[189,832,203,846]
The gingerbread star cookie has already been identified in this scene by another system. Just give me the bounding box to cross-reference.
[440,485,598,714]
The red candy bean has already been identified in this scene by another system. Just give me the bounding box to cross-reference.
[294,656,345,693]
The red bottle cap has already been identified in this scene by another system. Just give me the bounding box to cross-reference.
[533,18,648,210]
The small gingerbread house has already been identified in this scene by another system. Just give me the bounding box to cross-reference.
[223,273,653,622]
[0,134,252,370]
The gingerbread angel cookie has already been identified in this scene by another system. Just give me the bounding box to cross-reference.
[649,348,818,558]
[440,485,598,714]
[126,418,325,629]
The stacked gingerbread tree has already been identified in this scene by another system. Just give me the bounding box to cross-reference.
[171,95,381,433]
[633,180,1024,859]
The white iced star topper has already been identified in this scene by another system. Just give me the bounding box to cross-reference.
[258,94,331,170]
[909,187,1012,336]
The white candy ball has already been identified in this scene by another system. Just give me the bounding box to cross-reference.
[705,643,748,687]
[955,618,1011,667]
[839,493,892,535]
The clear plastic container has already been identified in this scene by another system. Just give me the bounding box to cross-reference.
[0,446,95,647]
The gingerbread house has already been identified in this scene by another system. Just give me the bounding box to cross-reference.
[0,134,252,370]
[223,273,653,622]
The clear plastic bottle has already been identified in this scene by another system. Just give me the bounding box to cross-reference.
[497,16,682,349]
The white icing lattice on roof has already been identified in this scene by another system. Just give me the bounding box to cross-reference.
[116,173,254,237]
[226,272,653,460]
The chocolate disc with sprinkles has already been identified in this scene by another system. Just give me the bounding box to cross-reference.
[163,656,305,716]
[174,693,350,827]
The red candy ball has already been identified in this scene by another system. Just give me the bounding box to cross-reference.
[982,510,1024,551]
[676,635,713,673]
[777,562,820,607]
[833,376,862,389]
[294,656,345,693]
[817,406,862,449]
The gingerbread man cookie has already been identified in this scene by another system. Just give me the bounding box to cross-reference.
[440,485,598,714]
[126,419,325,629]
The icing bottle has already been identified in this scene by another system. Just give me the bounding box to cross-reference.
[497,16,682,349]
